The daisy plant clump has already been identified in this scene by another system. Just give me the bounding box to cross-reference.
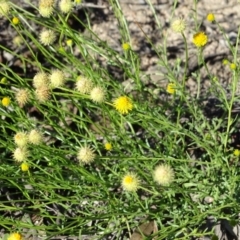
[77,146,96,164]
[2,0,238,238]
[121,172,140,192]
[113,96,133,114]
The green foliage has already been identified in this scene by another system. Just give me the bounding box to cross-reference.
[0,0,240,239]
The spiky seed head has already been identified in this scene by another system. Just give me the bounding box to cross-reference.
[33,71,49,88]
[39,29,56,46]
[14,132,28,147]
[77,146,95,164]
[0,0,11,16]
[75,76,93,94]
[28,129,43,145]
[59,0,73,14]
[49,69,65,88]
[15,89,30,107]
[153,164,174,186]
[35,85,50,102]
[13,147,29,162]
[90,86,105,103]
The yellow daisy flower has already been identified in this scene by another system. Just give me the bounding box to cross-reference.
[8,232,22,240]
[193,32,208,47]
[21,162,30,172]
[206,13,215,22]
[113,96,133,114]
[2,96,10,107]
[121,172,140,192]
[122,42,131,51]
[166,83,176,94]
[233,149,240,157]
[104,142,112,151]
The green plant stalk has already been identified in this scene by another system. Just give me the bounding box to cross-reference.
[224,26,240,149]
[181,33,188,94]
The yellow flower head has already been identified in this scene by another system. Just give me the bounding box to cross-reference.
[14,132,28,147]
[122,42,131,51]
[77,146,95,164]
[2,96,10,106]
[166,83,176,94]
[222,59,229,65]
[207,13,215,22]
[8,232,22,240]
[153,164,174,186]
[21,162,30,172]
[121,172,140,192]
[230,63,237,70]
[171,18,186,33]
[104,142,112,151]
[113,96,133,114]
[66,39,73,46]
[234,149,240,157]
[0,77,7,84]
[193,32,208,47]
[12,17,20,25]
